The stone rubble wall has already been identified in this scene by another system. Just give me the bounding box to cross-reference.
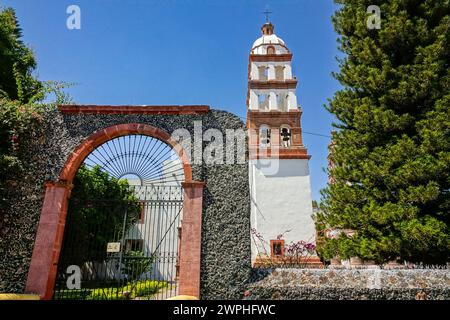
[0,108,251,299]
[245,268,450,300]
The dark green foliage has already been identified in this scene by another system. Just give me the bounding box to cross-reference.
[53,280,167,300]
[0,8,71,215]
[0,98,43,210]
[318,0,450,264]
[59,165,141,269]
[122,251,154,281]
[0,7,42,103]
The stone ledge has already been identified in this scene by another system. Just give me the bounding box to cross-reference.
[58,105,210,115]
[253,257,323,269]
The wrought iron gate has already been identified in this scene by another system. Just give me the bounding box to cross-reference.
[53,185,183,300]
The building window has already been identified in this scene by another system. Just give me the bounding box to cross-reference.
[267,46,275,55]
[258,66,268,81]
[270,239,285,257]
[125,239,144,252]
[280,126,291,148]
[258,94,269,111]
[259,125,271,148]
[275,66,284,80]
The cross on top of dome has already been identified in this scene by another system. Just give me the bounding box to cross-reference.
[261,9,274,35]
[262,9,272,23]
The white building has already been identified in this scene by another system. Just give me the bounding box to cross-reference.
[247,22,316,263]
[124,159,184,281]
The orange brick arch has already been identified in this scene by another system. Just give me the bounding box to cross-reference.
[25,123,204,300]
[59,123,193,183]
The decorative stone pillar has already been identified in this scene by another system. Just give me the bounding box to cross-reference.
[287,91,298,110]
[267,65,276,80]
[25,181,73,300]
[250,62,258,80]
[178,181,205,298]
[268,92,278,111]
[284,64,293,80]
[249,91,259,110]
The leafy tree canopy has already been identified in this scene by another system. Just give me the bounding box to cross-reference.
[0,7,72,212]
[0,7,42,103]
[318,0,450,264]
[60,165,141,269]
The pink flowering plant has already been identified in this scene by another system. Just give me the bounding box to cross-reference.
[251,228,317,268]
[284,240,316,267]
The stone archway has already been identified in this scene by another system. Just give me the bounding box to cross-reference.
[25,123,204,300]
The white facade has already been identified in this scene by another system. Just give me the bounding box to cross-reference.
[249,159,315,260]
[124,159,183,281]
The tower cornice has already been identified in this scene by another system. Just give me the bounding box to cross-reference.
[248,148,311,160]
[250,53,293,62]
[248,79,297,90]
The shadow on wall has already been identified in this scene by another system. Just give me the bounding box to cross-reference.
[255,159,310,178]
[249,268,275,283]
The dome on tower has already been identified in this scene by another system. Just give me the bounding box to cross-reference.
[251,22,289,55]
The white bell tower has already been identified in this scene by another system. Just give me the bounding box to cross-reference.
[247,21,318,265]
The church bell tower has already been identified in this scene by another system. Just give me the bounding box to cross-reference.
[247,21,317,264]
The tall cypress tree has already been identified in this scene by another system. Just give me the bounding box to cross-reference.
[318,0,450,264]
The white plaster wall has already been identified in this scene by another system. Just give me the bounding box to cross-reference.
[252,43,289,55]
[249,90,259,110]
[250,62,259,80]
[287,91,298,110]
[268,92,277,111]
[249,159,315,261]
[284,64,292,80]
[268,65,276,80]
[124,159,183,281]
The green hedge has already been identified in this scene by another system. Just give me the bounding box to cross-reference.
[54,280,168,300]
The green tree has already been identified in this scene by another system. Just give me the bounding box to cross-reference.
[0,8,73,214]
[0,98,44,209]
[0,7,42,103]
[59,165,141,270]
[318,1,450,264]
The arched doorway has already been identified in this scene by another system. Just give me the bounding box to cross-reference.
[25,123,204,300]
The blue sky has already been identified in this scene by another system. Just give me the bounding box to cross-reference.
[3,0,341,201]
